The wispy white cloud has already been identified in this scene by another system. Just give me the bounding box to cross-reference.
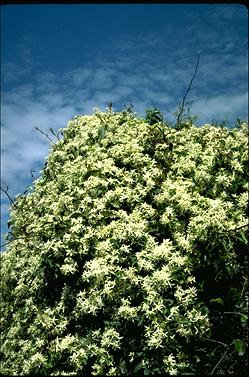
[1,5,247,246]
[191,92,248,123]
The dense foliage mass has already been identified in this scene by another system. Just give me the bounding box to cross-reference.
[0,110,248,375]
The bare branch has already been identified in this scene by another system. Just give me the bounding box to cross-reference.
[202,337,228,347]
[176,52,201,125]
[210,342,233,375]
[30,169,36,178]
[49,127,61,141]
[0,233,29,249]
[0,186,19,210]
[1,239,16,249]
[126,102,134,113]
[107,102,113,113]
[34,126,54,143]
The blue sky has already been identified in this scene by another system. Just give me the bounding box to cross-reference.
[1,4,248,248]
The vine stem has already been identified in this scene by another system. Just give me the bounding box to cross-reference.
[202,337,228,347]
[210,342,233,375]
[223,311,247,317]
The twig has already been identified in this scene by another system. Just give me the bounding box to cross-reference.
[176,52,201,125]
[0,184,29,214]
[34,126,54,143]
[210,342,233,375]
[49,127,61,141]
[0,186,19,210]
[223,311,247,318]
[1,239,16,249]
[107,102,113,113]
[0,234,30,249]
[30,169,36,178]
[1,241,11,249]
[202,337,228,347]
[124,102,134,113]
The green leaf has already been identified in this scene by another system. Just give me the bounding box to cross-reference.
[130,255,137,265]
[145,107,163,125]
[240,313,248,324]
[98,127,106,142]
[240,230,248,244]
[111,200,120,209]
[210,298,224,305]
[233,339,246,356]
[96,187,104,197]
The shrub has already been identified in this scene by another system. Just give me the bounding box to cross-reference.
[0,109,248,375]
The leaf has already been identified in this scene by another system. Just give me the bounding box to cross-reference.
[96,187,105,197]
[130,255,137,265]
[98,127,106,142]
[210,298,224,305]
[239,230,248,245]
[111,200,120,209]
[233,339,246,356]
[240,313,248,324]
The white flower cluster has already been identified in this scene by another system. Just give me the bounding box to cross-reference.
[1,111,247,375]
